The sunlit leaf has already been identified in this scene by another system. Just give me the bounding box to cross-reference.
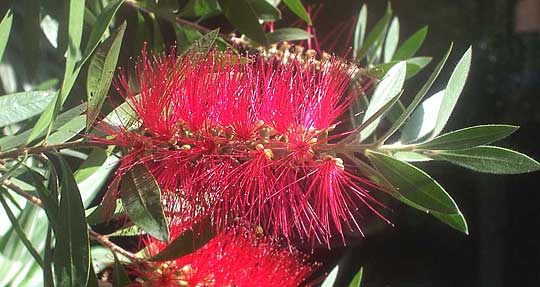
[348,267,363,287]
[392,26,428,61]
[360,61,406,140]
[0,10,13,62]
[430,146,540,174]
[87,22,126,129]
[353,4,367,58]
[0,91,56,128]
[384,17,399,63]
[417,125,518,150]
[432,46,472,137]
[401,90,445,143]
[321,265,339,287]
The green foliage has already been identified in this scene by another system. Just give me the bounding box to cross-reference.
[0,91,56,127]
[0,9,13,62]
[119,164,169,242]
[348,267,364,287]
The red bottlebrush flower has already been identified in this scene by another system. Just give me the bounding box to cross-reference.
[95,48,390,247]
[132,227,316,287]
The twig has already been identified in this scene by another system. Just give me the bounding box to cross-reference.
[1,179,139,262]
[0,141,108,159]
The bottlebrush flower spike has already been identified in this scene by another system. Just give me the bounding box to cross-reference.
[131,226,316,287]
[95,47,391,247]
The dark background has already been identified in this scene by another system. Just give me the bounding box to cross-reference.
[308,0,540,286]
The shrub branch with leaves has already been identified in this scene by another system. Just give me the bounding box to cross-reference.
[0,1,538,286]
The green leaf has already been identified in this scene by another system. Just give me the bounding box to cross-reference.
[360,61,406,140]
[82,0,125,64]
[43,226,54,286]
[392,26,428,61]
[431,211,468,235]
[27,168,59,228]
[52,154,91,287]
[432,46,472,137]
[355,4,392,61]
[181,28,220,57]
[120,164,169,242]
[47,115,86,145]
[266,28,312,43]
[283,0,312,25]
[400,90,445,143]
[375,57,432,79]
[74,149,108,183]
[383,17,399,63]
[0,104,85,151]
[249,0,281,21]
[112,252,130,287]
[352,4,367,58]
[150,224,212,261]
[416,125,518,150]
[179,0,221,18]
[0,188,44,268]
[321,265,339,287]
[392,151,432,162]
[367,150,459,214]
[348,267,363,287]
[219,0,268,45]
[430,146,540,174]
[27,0,86,144]
[0,10,13,62]
[0,91,56,128]
[379,44,452,144]
[87,22,127,129]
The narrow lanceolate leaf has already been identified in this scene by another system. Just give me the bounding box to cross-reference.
[356,4,392,62]
[112,253,130,287]
[430,146,540,174]
[87,22,126,129]
[120,164,169,242]
[0,91,56,127]
[53,154,91,287]
[432,47,473,137]
[400,90,445,143]
[380,43,452,144]
[82,0,125,64]
[367,151,468,233]
[367,150,459,214]
[383,17,399,63]
[266,28,312,43]
[352,4,367,58]
[27,0,85,144]
[416,125,518,150]
[219,0,268,45]
[0,10,13,61]
[360,61,406,140]
[392,26,428,61]
[283,0,312,25]
[27,168,59,228]
[348,267,364,287]
[321,265,339,287]
[0,189,45,269]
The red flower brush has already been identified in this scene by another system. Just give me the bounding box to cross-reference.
[96,48,390,247]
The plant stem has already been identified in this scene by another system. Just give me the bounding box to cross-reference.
[1,179,139,262]
[0,141,108,159]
